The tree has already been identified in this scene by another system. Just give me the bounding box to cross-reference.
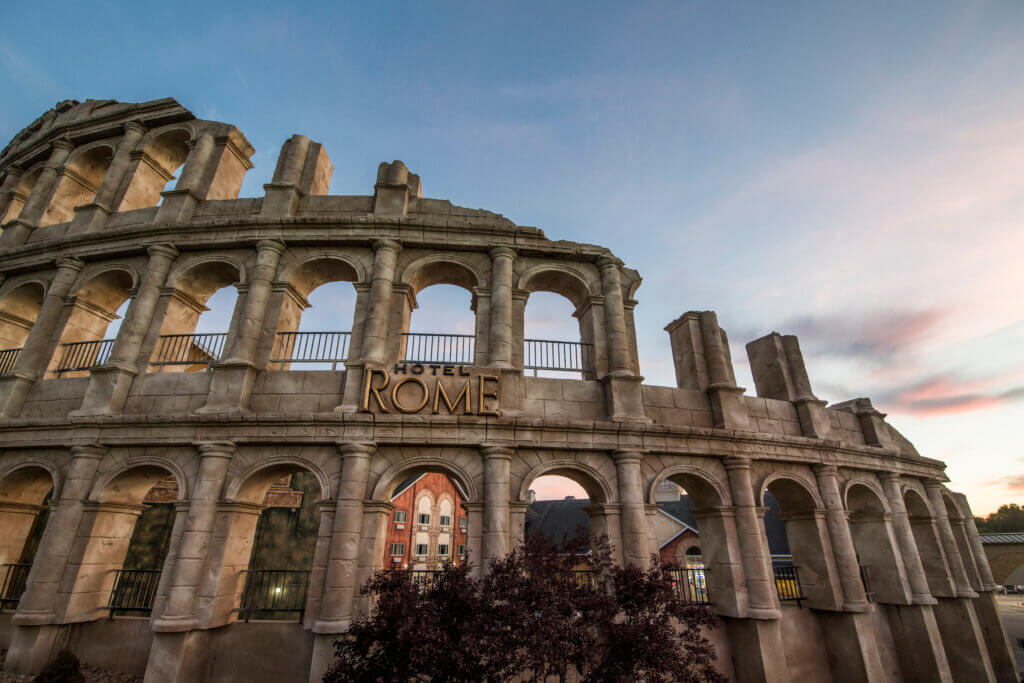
[325,533,725,683]
[974,503,1024,533]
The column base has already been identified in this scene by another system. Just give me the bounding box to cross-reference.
[816,610,887,683]
[335,360,368,413]
[0,371,36,417]
[708,385,752,430]
[971,591,1018,683]
[722,616,790,683]
[602,373,650,423]
[4,624,65,675]
[933,596,997,683]
[143,630,210,683]
[69,202,112,234]
[0,218,34,248]
[195,360,258,414]
[309,633,341,683]
[884,603,953,683]
[155,189,200,224]
[71,363,138,416]
[260,183,303,217]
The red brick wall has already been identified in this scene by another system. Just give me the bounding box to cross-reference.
[659,528,700,564]
[383,471,468,569]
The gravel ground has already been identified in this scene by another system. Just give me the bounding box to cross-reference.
[0,650,142,683]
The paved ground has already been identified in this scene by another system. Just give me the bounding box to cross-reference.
[997,593,1024,679]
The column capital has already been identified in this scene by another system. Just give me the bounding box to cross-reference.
[371,237,402,253]
[489,245,517,259]
[3,165,24,180]
[481,445,514,460]
[54,254,85,273]
[596,254,624,270]
[50,138,76,154]
[610,449,645,464]
[877,471,901,485]
[721,455,752,471]
[69,443,107,459]
[337,441,376,457]
[123,120,148,138]
[811,463,838,477]
[147,243,179,260]
[256,238,287,255]
[197,441,237,458]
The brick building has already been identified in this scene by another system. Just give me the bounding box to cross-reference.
[384,472,469,570]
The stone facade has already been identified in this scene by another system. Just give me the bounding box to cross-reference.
[0,98,1015,682]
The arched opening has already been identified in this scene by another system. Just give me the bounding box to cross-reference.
[150,260,241,372]
[117,129,191,211]
[845,483,907,603]
[0,466,55,611]
[386,471,470,574]
[271,257,359,370]
[903,489,956,597]
[40,145,114,227]
[763,476,839,609]
[0,282,45,373]
[48,269,135,378]
[400,257,482,366]
[1,167,42,223]
[520,267,596,379]
[941,494,983,590]
[684,545,704,567]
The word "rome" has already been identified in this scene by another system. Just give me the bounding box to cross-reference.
[361,365,500,415]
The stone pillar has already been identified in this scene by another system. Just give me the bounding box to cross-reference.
[0,255,85,416]
[582,503,624,565]
[481,446,512,572]
[879,473,935,604]
[150,501,189,622]
[925,482,974,598]
[69,122,147,233]
[722,456,779,619]
[487,246,516,368]
[0,165,25,222]
[75,244,179,415]
[598,256,646,422]
[199,239,285,413]
[1,140,74,246]
[746,332,832,438]
[812,465,871,611]
[351,501,392,618]
[151,442,234,633]
[155,133,215,224]
[260,134,333,217]
[509,501,530,550]
[463,502,484,578]
[611,450,650,567]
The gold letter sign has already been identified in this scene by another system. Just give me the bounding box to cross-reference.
[361,364,500,416]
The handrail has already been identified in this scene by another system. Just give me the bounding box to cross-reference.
[106,568,162,617]
[0,563,31,611]
[669,567,712,604]
[773,564,804,607]
[0,348,22,375]
[151,333,228,367]
[401,333,475,365]
[240,569,310,621]
[524,339,594,376]
[271,331,350,370]
[56,338,115,375]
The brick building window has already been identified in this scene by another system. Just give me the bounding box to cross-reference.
[390,543,404,556]
[394,510,407,523]
[438,544,449,556]
[457,544,467,557]
[415,543,428,556]
[458,517,467,531]
[417,513,430,525]
[440,515,451,528]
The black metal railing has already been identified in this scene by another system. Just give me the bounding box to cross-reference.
[669,567,712,604]
[239,569,310,621]
[56,339,115,375]
[151,333,228,368]
[408,570,441,590]
[106,568,162,617]
[773,564,804,607]
[524,339,594,376]
[0,347,22,374]
[271,331,350,370]
[401,333,475,365]
[573,569,595,588]
[859,564,874,603]
[0,563,31,610]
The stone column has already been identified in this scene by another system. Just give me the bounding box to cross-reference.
[813,465,871,611]
[487,246,516,368]
[0,255,85,416]
[314,442,374,633]
[722,456,779,619]
[151,442,234,633]
[199,239,285,413]
[596,255,631,376]
[878,473,934,604]
[75,244,179,415]
[2,140,75,246]
[463,501,485,578]
[925,482,974,598]
[481,446,512,571]
[155,133,215,224]
[610,450,650,567]
[351,501,392,617]
[0,165,24,222]
[150,501,190,622]
[509,501,530,550]
[359,239,402,365]
[70,122,147,233]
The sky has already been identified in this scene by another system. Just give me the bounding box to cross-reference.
[1,1,1021,514]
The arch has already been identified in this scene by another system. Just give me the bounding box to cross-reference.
[902,486,934,518]
[118,125,195,212]
[0,280,46,352]
[371,457,479,504]
[759,471,824,512]
[89,459,188,505]
[224,456,332,505]
[648,464,730,509]
[517,263,595,309]
[400,254,484,295]
[842,478,892,517]
[0,460,60,504]
[940,491,966,520]
[72,263,140,298]
[279,252,366,293]
[165,254,246,294]
[41,141,116,226]
[1,165,43,222]
[517,460,615,504]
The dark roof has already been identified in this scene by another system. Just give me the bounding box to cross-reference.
[979,532,1024,544]
[390,473,424,499]
[525,493,790,556]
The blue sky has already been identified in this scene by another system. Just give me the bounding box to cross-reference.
[2,1,1021,513]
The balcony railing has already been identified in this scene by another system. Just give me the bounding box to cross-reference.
[401,333,475,365]
[240,569,310,621]
[271,331,350,370]
[56,339,115,376]
[151,333,228,368]
[859,564,874,603]
[0,563,31,611]
[669,567,712,604]
[407,570,441,590]
[773,564,804,607]
[524,339,594,376]
[0,348,21,375]
[105,568,162,617]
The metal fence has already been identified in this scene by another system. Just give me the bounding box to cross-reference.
[271,331,350,369]
[524,339,594,376]
[0,348,21,375]
[151,333,228,368]
[56,339,115,375]
[240,569,310,621]
[859,564,874,603]
[408,570,441,590]
[0,563,31,611]
[401,333,475,365]
[105,568,162,617]
[669,567,712,604]
[773,564,804,607]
